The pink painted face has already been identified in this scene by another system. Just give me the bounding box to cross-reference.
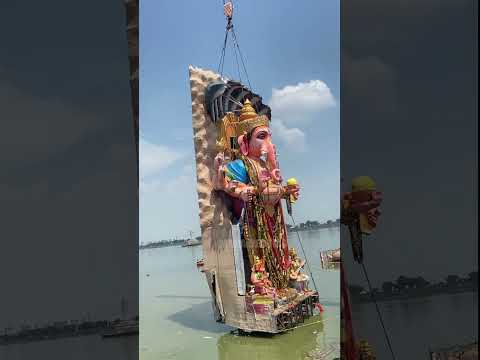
[237,125,282,181]
[248,126,273,160]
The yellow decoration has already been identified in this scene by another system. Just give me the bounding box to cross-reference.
[286,178,298,204]
[358,340,376,359]
[215,99,270,155]
[236,115,269,136]
[236,99,269,135]
[216,112,237,153]
[239,99,257,121]
[289,247,297,256]
[351,176,377,235]
[287,178,297,186]
[351,176,376,192]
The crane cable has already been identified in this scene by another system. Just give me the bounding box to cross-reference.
[359,260,398,360]
[217,1,252,89]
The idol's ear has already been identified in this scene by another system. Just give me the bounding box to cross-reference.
[238,134,249,156]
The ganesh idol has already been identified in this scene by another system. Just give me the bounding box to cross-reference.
[212,99,300,290]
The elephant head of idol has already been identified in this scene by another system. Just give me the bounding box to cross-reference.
[236,99,282,183]
[205,79,278,181]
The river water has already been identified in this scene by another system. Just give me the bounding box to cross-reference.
[0,335,138,360]
[140,228,341,360]
[1,227,475,359]
[351,291,478,359]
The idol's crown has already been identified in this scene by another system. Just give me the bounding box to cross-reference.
[236,99,269,135]
[239,99,258,121]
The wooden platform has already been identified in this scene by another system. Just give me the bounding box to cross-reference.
[274,291,320,332]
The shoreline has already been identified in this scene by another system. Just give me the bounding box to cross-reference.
[139,226,340,251]
[351,286,477,304]
[0,319,138,346]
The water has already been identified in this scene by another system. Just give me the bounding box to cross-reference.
[0,335,137,360]
[140,228,341,360]
[351,292,478,359]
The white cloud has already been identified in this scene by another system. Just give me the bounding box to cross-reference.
[268,80,336,123]
[271,119,306,152]
[139,138,184,180]
[265,79,337,149]
[342,54,398,118]
[0,81,109,164]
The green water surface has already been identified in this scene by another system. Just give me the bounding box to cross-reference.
[140,228,341,360]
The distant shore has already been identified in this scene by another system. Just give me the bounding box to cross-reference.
[350,283,477,304]
[0,317,138,346]
[287,223,340,233]
[139,237,201,250]
[140,219,340,250]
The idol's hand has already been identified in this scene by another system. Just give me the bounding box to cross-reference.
[271,168,283,183]
[213,153,224,172]
[212,153,227,190]
[260,185,284,205]
[284,183,300,200]
[239,186,256,202]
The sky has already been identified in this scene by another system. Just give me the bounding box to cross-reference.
[340,0,477,287]
[139,0,340,243]
[1,0,138,328]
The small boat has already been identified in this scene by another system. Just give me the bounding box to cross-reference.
[102,320,138,338]
[182,231,202,247]
[320,249,341,270]
[181,239,202,247]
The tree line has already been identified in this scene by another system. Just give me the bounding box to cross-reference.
[139,236,202,249]
[286,219,341,232]
[349,271,478,297]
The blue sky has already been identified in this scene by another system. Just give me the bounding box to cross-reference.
[140,0,339,243]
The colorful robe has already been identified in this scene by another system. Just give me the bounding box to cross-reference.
[225,156,291,289]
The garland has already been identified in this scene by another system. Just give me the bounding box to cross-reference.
[240,155,290,289]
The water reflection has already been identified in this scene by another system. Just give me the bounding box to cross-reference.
[167,301,231,334]
[217,315,339,360]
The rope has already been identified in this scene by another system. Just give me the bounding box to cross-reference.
[217,25,229,76]
[216,1,253,89]
[231,27,252,89]
[231,34,242,83]
[288,215,319,294]
[360,261,398,360]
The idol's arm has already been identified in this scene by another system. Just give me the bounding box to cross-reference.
[258,184,300,206]
[212,153,228,191]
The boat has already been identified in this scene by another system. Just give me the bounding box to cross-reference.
[102,319,138,338]
[181,239,202,247]
[320,249,341,271]
[102,298,138,338]
[181,232,202,247]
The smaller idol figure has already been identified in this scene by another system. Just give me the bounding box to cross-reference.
[288,247,309,292]
[250,256,276,296]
